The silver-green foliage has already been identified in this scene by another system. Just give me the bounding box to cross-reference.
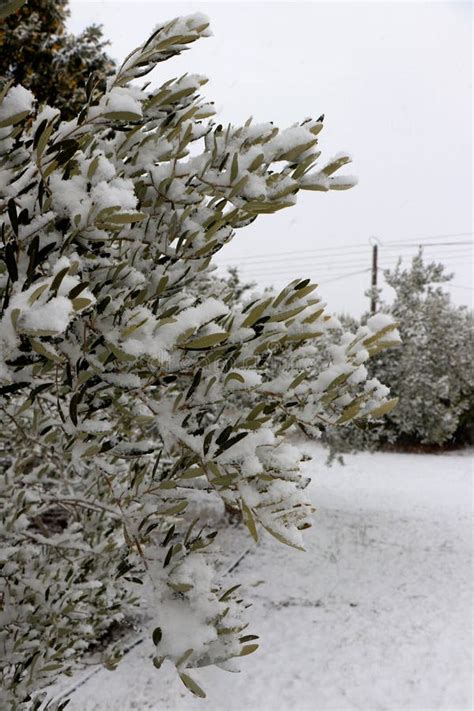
[0,14,399,706]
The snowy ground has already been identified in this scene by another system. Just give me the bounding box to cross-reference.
[56,446,472,711]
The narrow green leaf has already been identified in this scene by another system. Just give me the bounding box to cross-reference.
[68,282,90,299]
[104,110,142,122]
[30,339,61,363]
[28,284,49,305]
[241,298,272,328]
[336,400,363,424]
[182,332,229,350]
[219,584,241,602]
[242,502,258,542]
[278,139,317,162]
[0,110,30,128]
[179,466,205,480]
[36,122,54,159]
[71,297,93,311]
[7,199,18,236]
[362,321,399,347]
[366,397,399,419]
[87,155,100,180]
[176,648,194,668]
[239,643,259,656]
[179,672,206,699]
[248,153,265,171]
[50,266,69,295]
[259,521,306,551]
[69,392,79,426]
[215,431,248,456]
[152,627,162,646]
[230,153,239,182]
[103,211,147,224]
[4,243,18,281]
[225,372,245,385]
[10,308,21,329]
[321,154,351,176]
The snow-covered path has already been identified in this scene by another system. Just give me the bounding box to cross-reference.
[65,448,473,711]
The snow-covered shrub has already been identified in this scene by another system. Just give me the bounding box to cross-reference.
[0,14,399,706]
[368,254,473,445]
[323,253,473,453]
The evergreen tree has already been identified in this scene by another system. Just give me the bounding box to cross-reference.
[372,253,473,446]
[0,14,399,707]
[0,0,114,120]
[323,252,473,454]
[222,266,257,304]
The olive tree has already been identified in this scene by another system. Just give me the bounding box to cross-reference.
[0,14,399,707]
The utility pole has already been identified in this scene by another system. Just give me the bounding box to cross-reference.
[370,239,378,314]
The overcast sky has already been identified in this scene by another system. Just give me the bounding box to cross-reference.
[69,1,472,315]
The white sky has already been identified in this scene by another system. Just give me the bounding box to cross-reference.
[69,1,473,315]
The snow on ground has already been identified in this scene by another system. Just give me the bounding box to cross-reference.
[59,447,472,711]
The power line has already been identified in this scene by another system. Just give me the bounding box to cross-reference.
[385,231,473,242]
[380,252,473,265]
[225,232,472,262]
[217,236,473,266]
[218,244,373,264]
[222,264,470,282]
[262,254,471,273]
[229,245,473,273]
[214,232,473,295]
[384,241,472,249]
[232,250,473,278]
[320,268,371,285]
[225,264,472,294]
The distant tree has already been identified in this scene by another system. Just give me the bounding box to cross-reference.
[323,252,473,454]
[373,253,473,445]
[222,266,256,303]
[0,0,114,119]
